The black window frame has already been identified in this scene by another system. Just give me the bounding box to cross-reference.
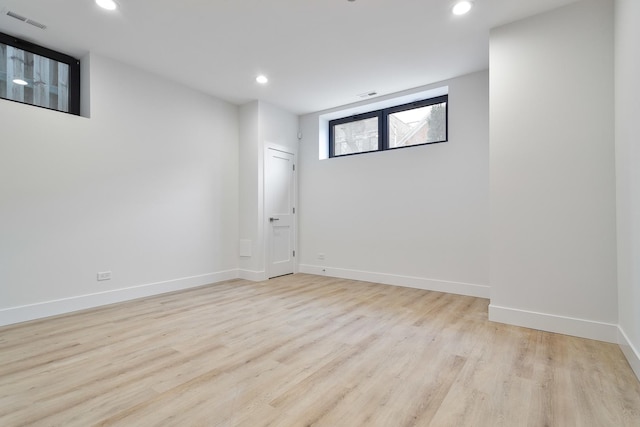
[328,110,383,158]
[329,94,448,158]
[0,31,81,115]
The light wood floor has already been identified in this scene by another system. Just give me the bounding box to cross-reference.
[1,274,639,426]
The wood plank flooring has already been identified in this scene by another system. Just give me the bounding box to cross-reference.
[0,273,639,426]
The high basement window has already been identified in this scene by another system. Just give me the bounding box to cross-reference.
[329,95,448,158]
[0,31,80,115]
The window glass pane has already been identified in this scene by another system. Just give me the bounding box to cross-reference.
[333,117,379,156]
[388,102,447,148]
[0,42,71,113]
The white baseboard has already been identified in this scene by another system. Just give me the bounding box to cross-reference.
[618,327,640,381]
[298,264,490,298]
[488,304,619,343]
[0,270,239,327]
[238,269,268,281]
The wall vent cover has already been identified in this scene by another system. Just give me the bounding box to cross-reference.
[25,18,46,30]
[6,10,27,22]
[357,91,378,99]
[4,9,47,30]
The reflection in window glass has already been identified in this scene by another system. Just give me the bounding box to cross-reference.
[388,102,447,148]
[0,32,79,115]
[333,117,379,156]
[1,43,70,112]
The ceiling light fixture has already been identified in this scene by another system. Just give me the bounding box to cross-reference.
[12,79,28,86]
[96,0,118,11]
[452,1,473,16]
[256,75,269,84]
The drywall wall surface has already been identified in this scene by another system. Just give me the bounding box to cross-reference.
[238,100,298,278]
[298,70,489,296]
[489,0,617,334]
[0,53,239,320]
[260,101,299,155]
[238,101,262,273]
[615,0,640,377]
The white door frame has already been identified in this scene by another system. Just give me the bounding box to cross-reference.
[264,145,297,278]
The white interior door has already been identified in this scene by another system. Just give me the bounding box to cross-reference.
[266,148,295,278]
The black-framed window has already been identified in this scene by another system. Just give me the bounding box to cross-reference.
[0,31,80,115]
[329,95,448,158]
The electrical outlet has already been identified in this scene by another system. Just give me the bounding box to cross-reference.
[318,253,325,260]
[97,271,112,281]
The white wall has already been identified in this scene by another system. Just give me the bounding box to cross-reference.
[615,0,640,378]
[238,101,262,276]
[262,103,299,156]
[298,71,490,297]
[238,101,298,280]
[489,0,617,342]
[0,53,239,325]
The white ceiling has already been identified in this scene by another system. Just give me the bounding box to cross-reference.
[0,0,579,115]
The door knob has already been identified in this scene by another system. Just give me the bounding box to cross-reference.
[270,217,279,222]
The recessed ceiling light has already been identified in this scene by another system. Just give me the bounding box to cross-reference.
[96,0,118,11]
[452,1,473,16]
[256,75,269,84]
[12,79,28,86]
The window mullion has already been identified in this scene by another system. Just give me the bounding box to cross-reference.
[380,109,388,151]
